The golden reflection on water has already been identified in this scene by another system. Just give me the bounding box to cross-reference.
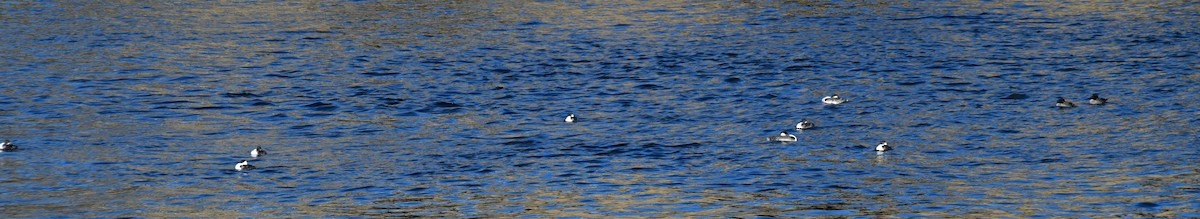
[3,0,1200,217]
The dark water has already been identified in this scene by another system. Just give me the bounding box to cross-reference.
[2,1,1199,217]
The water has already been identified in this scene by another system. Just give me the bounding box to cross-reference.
[2,1,1199,217]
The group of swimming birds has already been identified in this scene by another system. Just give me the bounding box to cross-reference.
[575,93,1108,156]
[1057,93,1108,107]
[4,138,265,171]
[769,93,1105,154]
[1,93,1110,169]
[235,146,267,171]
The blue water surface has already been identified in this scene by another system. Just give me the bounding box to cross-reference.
[1,1,1198,218]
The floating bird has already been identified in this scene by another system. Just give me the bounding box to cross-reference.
[565,114,576,123]
[822,94,846,104]
[1056,97,1077,108]
[767,131,798,142]
[251,146,266,157]
[875,141,892,153]
[1087,93,1107,105]
[0,140,16,152]
[236,160,255,171]
[795,119,815,130]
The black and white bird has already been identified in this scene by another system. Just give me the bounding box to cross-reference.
[1056,97,1077,108]
[565,114,576,123]
[235,160,255,171]
[822,94,847,104]
[251,146,266,157]
[0,140,16,152]
[1087,93,1107,105]
[874,141,892,153]
[767,131,798,142]
[795,119,815,130]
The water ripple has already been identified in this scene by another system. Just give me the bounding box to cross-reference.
[2,0,1199,218]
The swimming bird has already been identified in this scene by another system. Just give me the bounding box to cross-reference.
[236,160,255,171]
[1056,97,1076,108]
[822,94,846,104]
[767,131,798,142]
[251,146,265,157]
[1087,93,1107,105]
[795,119,815,130]
[0,140,16,151]
[565,114,576,123]
[874,141,892,153]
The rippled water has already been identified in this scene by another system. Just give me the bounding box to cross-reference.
[2,1,1199,217]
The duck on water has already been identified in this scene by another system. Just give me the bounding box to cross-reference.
[768,131,797,142]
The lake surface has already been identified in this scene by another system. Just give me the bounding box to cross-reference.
[2,1,1199,218]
